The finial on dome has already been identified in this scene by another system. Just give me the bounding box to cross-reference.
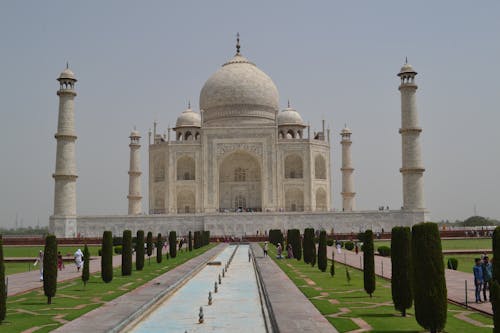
[287,99,290,108]
[66,61,69,69]
[236,32,241,55]
[405,56,408,64]
[188,100,191,109]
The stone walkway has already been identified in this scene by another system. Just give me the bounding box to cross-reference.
[251,243,338,333]
[52,244,226,333]
[329,247,493,315]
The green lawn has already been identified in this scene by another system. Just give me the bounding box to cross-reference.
[4,245,101,258]
[374,238,491,251]
[444,254,492,274]
[266,244,492,333]
[5,262,36,275]
[0,244,215,333]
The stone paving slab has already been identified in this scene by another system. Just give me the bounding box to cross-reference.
[251,243,338,333]
[329,247,493,315]
[52,244,226,333]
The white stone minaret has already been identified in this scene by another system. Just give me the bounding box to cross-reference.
[50,64,78,237]
[127,129,142,214]
[340,126,356,211]
[398,60,425,210]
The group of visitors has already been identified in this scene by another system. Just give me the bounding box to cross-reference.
[473,255,493,303]
[34,248,85,281]
[262,241,294,260]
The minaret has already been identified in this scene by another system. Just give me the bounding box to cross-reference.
[127,129,142,215]
[340,126,355,211]
[398,60,425,210]
[50,64,78,237]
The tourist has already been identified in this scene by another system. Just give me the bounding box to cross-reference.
[74,248,84,272]
[263,241,268,257]
[57,251,64,271]
[473,258,484,303]
[34,250,44,281]
[276,243,283,259]
[287,244,294,259]
[355,243,359,255]
[336,242,342,254]
[482,256,493,301]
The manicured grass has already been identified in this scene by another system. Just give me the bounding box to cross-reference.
[374,238,491,251]
[0,244,215,333]
[444,254,492,274]
[5,262,36,275]
[4,245,101,258]
[266,244,493,333]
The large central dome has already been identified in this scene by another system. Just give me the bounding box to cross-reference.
[199,52,279,126]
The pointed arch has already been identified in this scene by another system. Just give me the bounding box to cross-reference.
[315,155,326,179]
[177,156,195,180]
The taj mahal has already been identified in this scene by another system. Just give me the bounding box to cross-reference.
[49,36,427,238]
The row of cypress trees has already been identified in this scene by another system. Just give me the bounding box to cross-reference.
[268,229,284,246]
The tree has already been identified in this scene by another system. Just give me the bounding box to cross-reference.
[43,235,58,304]
[101,231,113,283]
[0,237,6,321]
[391,226,413,316]
[136,230,145,271]
[169,231,177,258]
[188,231,193,251]
[121,230,132,276]
[318,230,327,272]
[156,233,163,263]
[82,244,90,287]
[311,236,317,267]
[493,226,500,281]
[146,231,153,264]
[412,222,447,333]
[363,229,375,297]
[330,251,335,277]
[463,215,493,227]
[303,228,315,264]
[491,280,500,332]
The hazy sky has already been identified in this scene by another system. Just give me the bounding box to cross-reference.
[1,1,499,228]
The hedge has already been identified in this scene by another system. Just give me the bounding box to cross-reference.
[447,257,458,270]
[377,246,391,257]
[345,241,355,251]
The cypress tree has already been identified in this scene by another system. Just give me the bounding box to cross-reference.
[169,231,177,258]
[311,236,317,267]
[491,280,500,332]
[318,230,327,272]
[0,237,6,322]
[43,235,58,304]
[303,228,315,264]
[121,230,132,276]
[363,229,375,297]
[391,226,413,317]
[101,231,113,283]
[294,229,302,261]
[136,230,145,271]
[82,244,90,287]
[493,226,500,281]
[188,231,193,251]
[156,233,163,263]
[194,231,199,249]
[412,222,447,333]
[146,231,153,264]
[330,251,335,277]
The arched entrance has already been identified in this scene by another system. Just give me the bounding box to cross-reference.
[219,151,261,212]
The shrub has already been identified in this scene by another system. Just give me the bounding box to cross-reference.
[391,226,413,317]
[82,244,90,287]
[114,246,122,254]
[146,231,153,262]
[121,230,132,276]
[344,241,355,251]
[447,257,458,270]
[169,231,177,258]
[326,239,334,247]
[377,246,391,257]
[188,231,193,251]
[0,238,6,322]
[43,235,58,304]
[318,231,327,272]
[136,230,145,271]
[412,222,447,333]
[363,230,375,297]
[112,236,123,246]
[101,231,113,283]
[156,233,163,263]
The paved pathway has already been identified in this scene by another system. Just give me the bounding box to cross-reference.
[251,243,338,333]
[329,247,493,315]
[53,244,226,333]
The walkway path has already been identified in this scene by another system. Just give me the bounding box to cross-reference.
[329,247,492,315]
[251,243,338,333]
[53,244,226,333]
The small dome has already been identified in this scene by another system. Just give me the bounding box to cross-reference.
[58,67,76,81]
[398,63,417,76]
[277,107,305,126]
[340,126,352,135]
[175,107,201,128]
[130,129,140,137]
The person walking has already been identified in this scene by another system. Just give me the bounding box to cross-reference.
[34,250,44,281]
[57,251,64,271]
[482,256,493,301]
[336,242,342,254]
[263,241,268,257]
[74,248,84,272]
[473,258,484,303]
[276,243,283,259]
[287,244,294,259]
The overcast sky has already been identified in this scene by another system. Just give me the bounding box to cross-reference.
[1,1,499,228]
